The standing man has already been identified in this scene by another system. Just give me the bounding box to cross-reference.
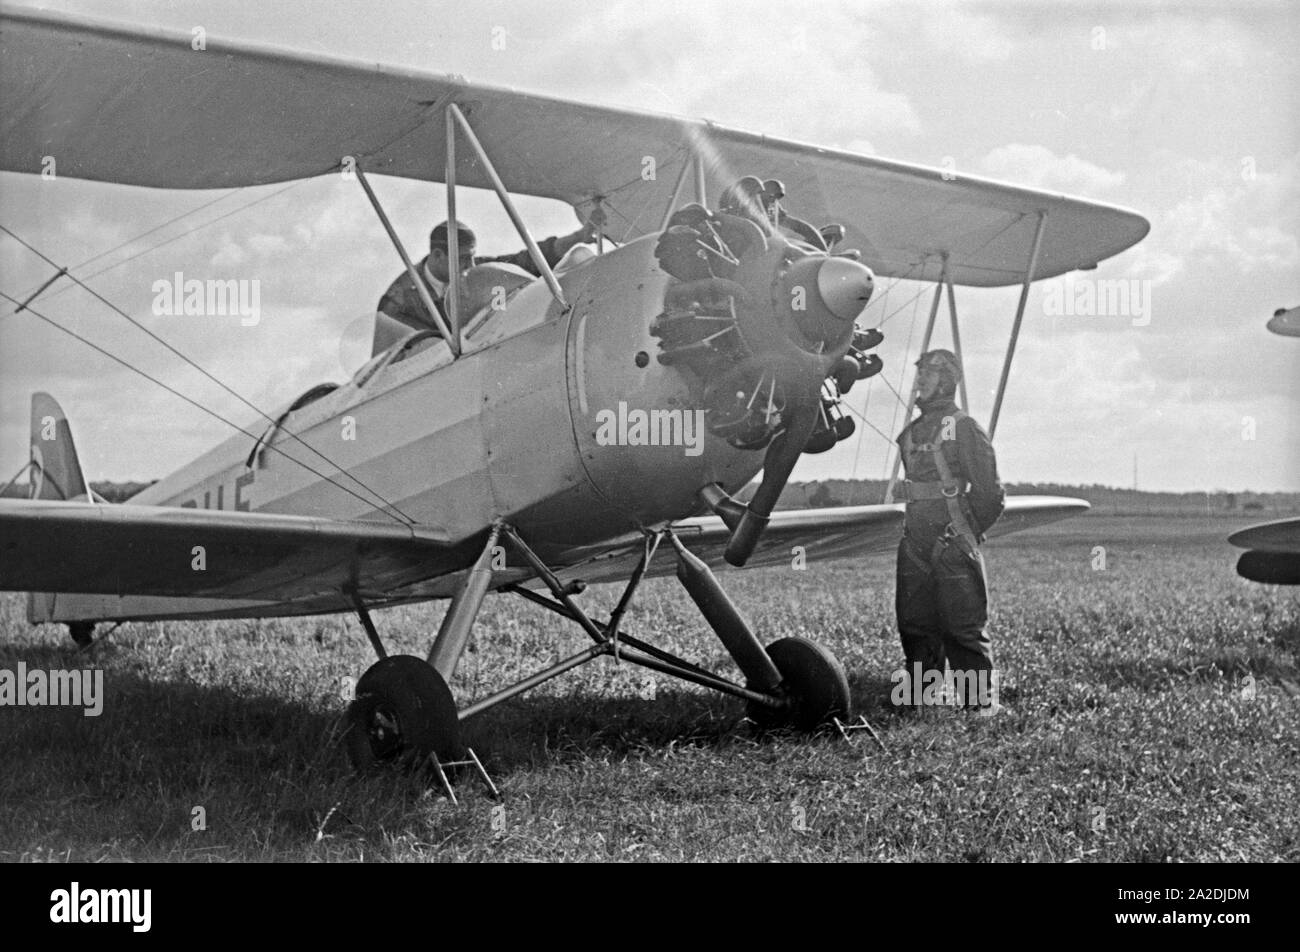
[894,349,1005,712]
[377,215,601,338]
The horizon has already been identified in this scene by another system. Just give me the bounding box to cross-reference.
[4,476,1296,503]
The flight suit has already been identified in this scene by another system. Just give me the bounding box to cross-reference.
[895,396,1004,708]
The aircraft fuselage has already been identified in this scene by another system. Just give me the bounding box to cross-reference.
[131,236,764,562]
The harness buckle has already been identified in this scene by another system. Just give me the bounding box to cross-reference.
[942,485,960,498]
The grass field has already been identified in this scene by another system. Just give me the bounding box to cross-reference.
[2,512,1297,862]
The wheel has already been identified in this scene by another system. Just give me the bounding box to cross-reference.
[67,622,95,647]
[344,655,463,773]
[747,637,852,731]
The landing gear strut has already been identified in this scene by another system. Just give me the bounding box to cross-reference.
[340,521,854,777]
[482,525,853,731]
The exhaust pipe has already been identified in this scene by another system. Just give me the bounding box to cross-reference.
[699,396,820,568]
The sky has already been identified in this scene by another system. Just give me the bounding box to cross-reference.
[0,0,1297,492]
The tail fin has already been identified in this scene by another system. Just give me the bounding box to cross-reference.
[27,393,93,625]
[29,392,91,501]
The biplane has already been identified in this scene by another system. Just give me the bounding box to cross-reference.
[0,8,1149,769]
[1227,308,1300,586]
[1266,305,1299,338]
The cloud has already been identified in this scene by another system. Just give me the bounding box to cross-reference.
[1110,15,1252,74]
[1142,156,1300,278]
[1163,187,1300,274]
[247,233,291,257]
[920,5,1013,62]
[210,240,247,270]
[526,1,922,143]
[1120,245,1183,286]
[979,144,1125,195]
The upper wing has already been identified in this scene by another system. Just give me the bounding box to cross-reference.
[539,495,1089,588]
[0,8,1148,287]
[0,498,459,601]
[1229,518,1300,553]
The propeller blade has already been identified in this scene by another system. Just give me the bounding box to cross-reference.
[723,395,821,567]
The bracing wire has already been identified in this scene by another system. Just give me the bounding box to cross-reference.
[0,222,415,525]
[3,182,305,315]
[70,190,240,273]
[0,288,415,525]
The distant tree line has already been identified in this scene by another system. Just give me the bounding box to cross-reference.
[776,480,1300,515]
[0,480,156,502]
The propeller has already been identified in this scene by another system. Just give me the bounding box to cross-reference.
[652,206,883,566]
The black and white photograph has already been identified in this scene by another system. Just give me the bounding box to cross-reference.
[0,0,1296,890]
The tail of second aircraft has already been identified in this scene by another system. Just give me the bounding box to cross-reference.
[29,391,91,502]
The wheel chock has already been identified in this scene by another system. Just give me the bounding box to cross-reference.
[428,747,500,804]
[834,715,888,752]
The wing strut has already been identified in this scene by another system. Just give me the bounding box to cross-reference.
[356,99,583,357]
[353,165,460,355]
[883,257,948,503]
[989,209,1048,438]
[655,153,707,235]
[946,280,969,411]
[444,105,462,346]
[446,104,568,311]
[657,156,694,232]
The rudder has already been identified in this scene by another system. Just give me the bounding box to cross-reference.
[29,391,91,501]
[27,392,93,626]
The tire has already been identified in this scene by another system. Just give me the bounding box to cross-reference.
[67,622,95,647]
[748,637,852,731]
[344,655,462,773]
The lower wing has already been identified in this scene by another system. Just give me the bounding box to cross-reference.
[0,494,1090,622]
[0,498,457,603]
[536,495,1089,588]
[1229,518,1300,585]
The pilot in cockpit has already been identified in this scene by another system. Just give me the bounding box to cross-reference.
[376,211,604,342]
